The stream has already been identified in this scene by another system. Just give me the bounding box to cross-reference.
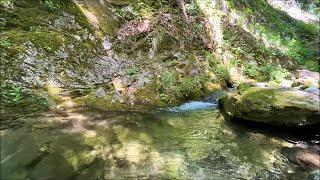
[0,102,316,179]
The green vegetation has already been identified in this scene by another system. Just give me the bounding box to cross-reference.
[7,85,23,104]
[227,0,318,71]
[125,67,141,80]
[1,85,51,111]
[260,64,289,82]
[243,62,289,82]
[44,0,59,11]
[180,77,197,96]
[1,1,320,178]
[0,39,12,48]
[1,0,318,111]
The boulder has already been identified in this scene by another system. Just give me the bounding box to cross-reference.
[220,87,320,126]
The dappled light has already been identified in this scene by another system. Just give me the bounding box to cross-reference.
[2,108,311,179]
[1,0,319,179]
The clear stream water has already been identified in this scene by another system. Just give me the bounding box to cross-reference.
[0,102,316,179]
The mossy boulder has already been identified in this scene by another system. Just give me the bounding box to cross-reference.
[220,87,320,126]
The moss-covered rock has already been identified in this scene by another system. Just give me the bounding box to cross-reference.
[220,87,320,126]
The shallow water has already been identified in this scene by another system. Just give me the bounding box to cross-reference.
[0,103,313,179]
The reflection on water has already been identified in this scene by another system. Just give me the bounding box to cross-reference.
[0,106,311,179]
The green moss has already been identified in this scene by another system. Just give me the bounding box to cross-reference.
[72,94,126,111]
[239,88,277,112]
[2,29,67,52]
[237,87,318,112]
[133,83,166,107]
[82,42,93,49]
[1,0,94,32]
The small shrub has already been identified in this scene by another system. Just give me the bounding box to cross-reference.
[205,51,214,64]
[211,64,229,81]
[244,62,260,78]
[302,60,319,72]
[159,93,168,102]
[44,0,59,12]
[126,67,141,80]
[161,70,175,91]
[186,2,199,16]
[8,86,23,103]
[261,64,289,82]
[88,83,95,93]
[0,39,12,48]
[180,77,196,96]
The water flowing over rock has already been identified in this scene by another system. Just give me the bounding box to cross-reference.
[169,101,217,112]
[220,87,320,126]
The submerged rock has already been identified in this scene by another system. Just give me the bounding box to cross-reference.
[305,86,320,96]
[307,170,320,180]
[281,147,320,169]
[220,87,320,126]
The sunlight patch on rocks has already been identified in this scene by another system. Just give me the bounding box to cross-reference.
[268,0,319,24]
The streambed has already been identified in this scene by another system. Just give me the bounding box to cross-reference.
[0,102,315,179]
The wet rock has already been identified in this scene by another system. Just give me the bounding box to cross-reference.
[307,170,320,180]
[305,86,320,96]
[281,147,320,169]
[220,87,320,126]
[205,90,228,103]
[94,87,107,97]
[29,153,75,180]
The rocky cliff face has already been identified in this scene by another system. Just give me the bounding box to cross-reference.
[1,0,214,111]
[1,0,318,112]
